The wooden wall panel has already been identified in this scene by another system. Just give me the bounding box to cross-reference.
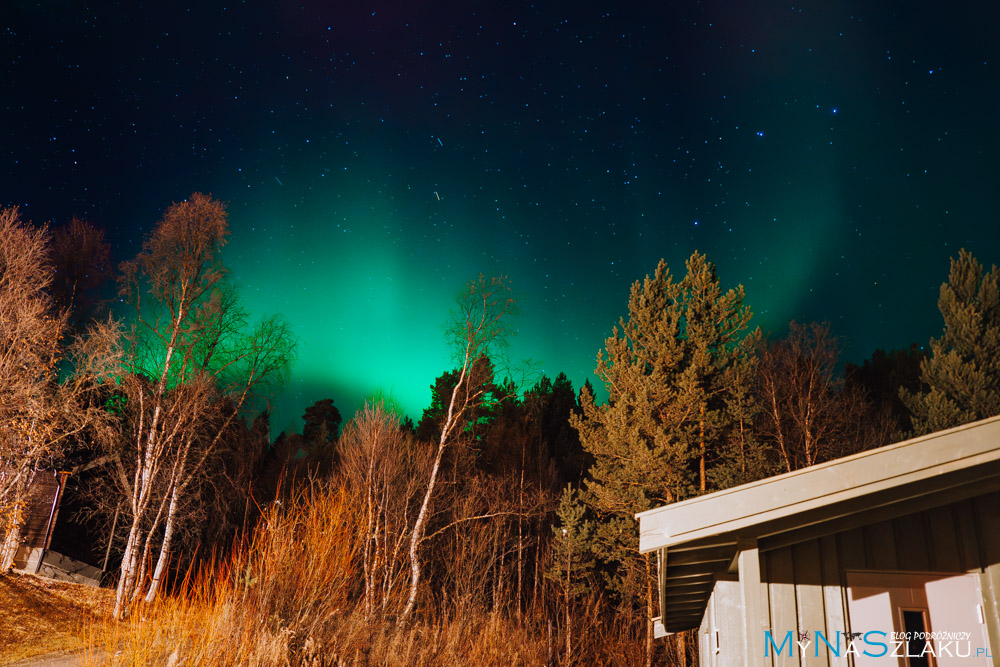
[927,506,962,571]
[792,540,828,666]
[702,494,1000,667]
[713,578,744,667]
[819,535,849,667]
[863,520,897,570]
[973,493,1000,656]
[760,549,774,667]
[766,547,799,667]
[701,592,715,667]
[892,513,929,571]
[7,471,60,568]
[953,498,982,572]
[836,527,866,571]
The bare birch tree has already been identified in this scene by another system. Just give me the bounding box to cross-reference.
[50,216,112,324]
[0,207,121,570]
[757,321,892,472]
[0,208,62,565]
[141,314,292,604]
[338,402,432,619]
[111,194,293,617]
[398,274,515,623]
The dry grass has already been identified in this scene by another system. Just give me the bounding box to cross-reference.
[0,570,112,664]
[80,481,654,665]
[79,483,560,666]
[83,484,360,665]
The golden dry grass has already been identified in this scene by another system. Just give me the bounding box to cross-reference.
[83,484,360,666]
[79,482,651,665]
[79,485,558,666]
[0,571,112,665]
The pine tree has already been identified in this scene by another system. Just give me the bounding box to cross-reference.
[902,249,1000,435]
[569,251,757,665]
[571,251,756,512]
[708,331,776,488]
[547,486,594,664]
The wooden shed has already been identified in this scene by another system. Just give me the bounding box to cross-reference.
[1,467,102,586]
[1,469,69,569]
[636,416,1000,665]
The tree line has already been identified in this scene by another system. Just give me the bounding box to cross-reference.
[1,195,997,665]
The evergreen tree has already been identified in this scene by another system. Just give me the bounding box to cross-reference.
[523,372,589,484]
[569,251,756,663]
[571,251,756,513]
[301,398,342,475]
[547,486,594,663]
[902,249,1000,435]
[303,398,342,444]
[708,332,775,488]
[414,356,499,444]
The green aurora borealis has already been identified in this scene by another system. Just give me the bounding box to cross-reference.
[5,1,1000,431]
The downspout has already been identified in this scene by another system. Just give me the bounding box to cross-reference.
[34,470,70,574]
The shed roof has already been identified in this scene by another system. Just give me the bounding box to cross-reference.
[635,415,1000,633]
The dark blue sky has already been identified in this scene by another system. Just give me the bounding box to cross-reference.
[4,1,999,430]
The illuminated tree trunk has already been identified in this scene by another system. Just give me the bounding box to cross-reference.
[400,359,466,623]
[114,327,180,618]
[115,519,141,616]
[0,499,24,572]
[516,451,525,621]
[145,482,181,603]
[565,534,572,662]
[399,275,514,624]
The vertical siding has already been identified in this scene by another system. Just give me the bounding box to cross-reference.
[715,578,744,667]
[792,540,827,667]
[7,471,60,568]
[703,492,1000,666]
[953,498,982,572]
[766,546,799,667]
[973,493,1000,654]
[893,513,930,571]
[760,553,772,666]
[927,506,962,571]
[836,527,866,571]
[863,519,898,570]
[701,592,714,667]
[701,577,753,667]
[819,535,849,667]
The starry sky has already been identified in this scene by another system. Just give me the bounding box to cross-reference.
[4,1,999,433]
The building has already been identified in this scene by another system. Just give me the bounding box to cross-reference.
[636,416,1000,665]
[1,468,102,586]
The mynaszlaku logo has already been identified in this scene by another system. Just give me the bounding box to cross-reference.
[764,630,993,659]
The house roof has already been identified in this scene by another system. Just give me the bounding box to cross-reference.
[635,415,1000,633]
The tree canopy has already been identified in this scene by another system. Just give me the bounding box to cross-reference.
[902,249,1000,434]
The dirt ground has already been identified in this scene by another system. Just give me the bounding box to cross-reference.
[0,572,112,665]
[7,650,90,666]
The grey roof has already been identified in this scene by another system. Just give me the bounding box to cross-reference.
[635,415,1000,633]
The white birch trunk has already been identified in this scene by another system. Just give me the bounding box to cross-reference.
[114,520,142,617]
[399,345,470,624]
[115,302,184,618]
[145,482,180,603]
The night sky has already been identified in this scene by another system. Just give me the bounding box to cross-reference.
[4,2,1000,433]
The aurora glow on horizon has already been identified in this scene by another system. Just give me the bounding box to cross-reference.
[5,1,1000,431]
